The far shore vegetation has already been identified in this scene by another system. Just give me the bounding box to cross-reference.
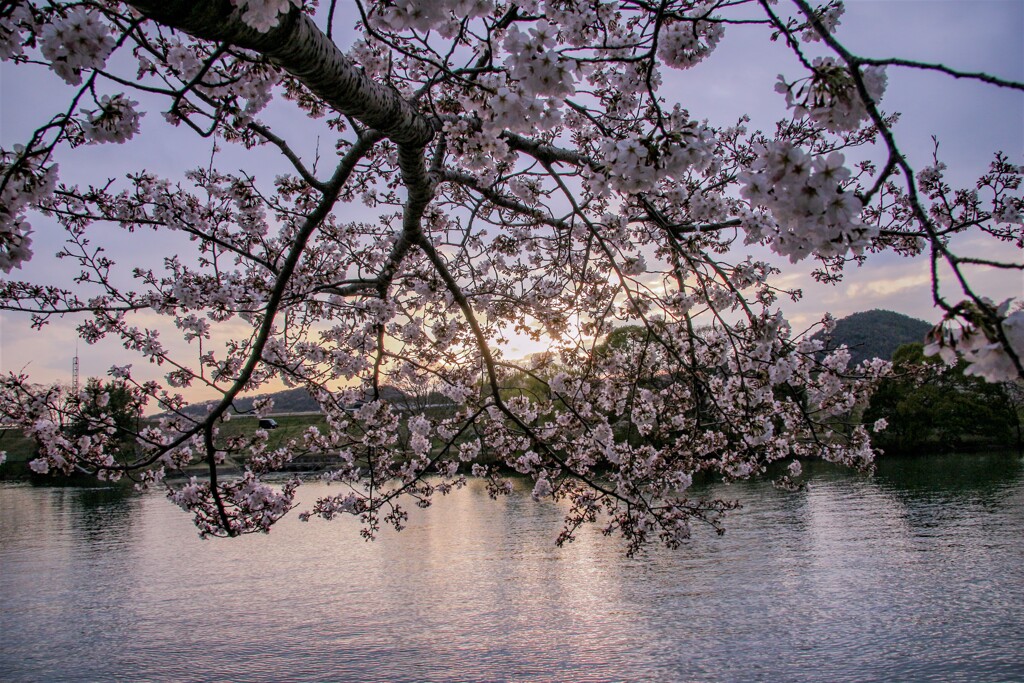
[3,311,1021,481]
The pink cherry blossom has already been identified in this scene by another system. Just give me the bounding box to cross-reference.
[0,0,1018,551]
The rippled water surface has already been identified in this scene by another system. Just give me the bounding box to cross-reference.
[2,452,1023,682]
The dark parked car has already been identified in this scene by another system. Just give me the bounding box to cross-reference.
[258,419,279,430]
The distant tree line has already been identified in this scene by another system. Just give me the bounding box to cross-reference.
[865,343,1021,455]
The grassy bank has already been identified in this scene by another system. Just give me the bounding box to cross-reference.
[0,407,484,480]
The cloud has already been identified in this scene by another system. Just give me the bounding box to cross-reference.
[842,270,933,303]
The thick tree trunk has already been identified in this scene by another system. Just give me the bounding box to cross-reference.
[127,0,437,242]
[126,0,435,148]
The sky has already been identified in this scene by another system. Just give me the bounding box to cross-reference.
[0,0,1021,402]
[665,0,1024,329]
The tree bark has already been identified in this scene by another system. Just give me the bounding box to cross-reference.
[126,0,435,148]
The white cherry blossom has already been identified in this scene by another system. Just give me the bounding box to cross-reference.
[83,95,143,144]
[0,0,1018,551]
[39,9,115,85]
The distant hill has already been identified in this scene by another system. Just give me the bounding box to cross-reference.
[164,309,930,417]
[813,309,933,366]
[167,385,411,418]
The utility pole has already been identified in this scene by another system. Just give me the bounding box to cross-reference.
[71,349,79,396]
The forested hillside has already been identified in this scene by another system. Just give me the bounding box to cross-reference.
[170,310,930,418]
[814,310,933,365]
[170,386,411,418]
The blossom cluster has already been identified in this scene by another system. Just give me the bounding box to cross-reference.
[776,57,887,132]
[503,22,578,98]
[375,0,494,34]
[39,9,114,85]
[657,11,725,69]
[739,143,875,262]
[800,1,845,42]
[482,81,564,136]
[0,2,34,60]
[597,121,716,195]
[0,0,1018,550]
[82,95,143,144]
[230,0,302,33]
[169,473,299,536]
[470,20,584,136]
[925,300,1024,382]
[154,42,284,123]
[0,149,57,272]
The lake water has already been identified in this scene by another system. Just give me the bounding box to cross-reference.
[2,453,1022,682]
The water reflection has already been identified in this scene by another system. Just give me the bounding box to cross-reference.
[873,450,1023,496]
[1,452,1022,682]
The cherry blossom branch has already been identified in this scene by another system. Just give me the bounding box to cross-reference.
[855,57,1023,92]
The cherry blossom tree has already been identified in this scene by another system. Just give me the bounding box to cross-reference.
[0,0,1021,551]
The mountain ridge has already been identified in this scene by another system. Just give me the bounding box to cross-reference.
[165,309,933,416]
[813,309,933,366]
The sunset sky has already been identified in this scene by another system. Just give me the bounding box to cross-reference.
[1,0,1021,402]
